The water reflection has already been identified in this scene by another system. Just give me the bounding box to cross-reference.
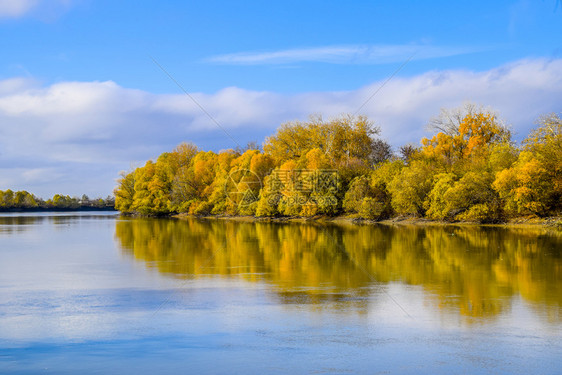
[0,216,41,235]
[0,213,118,235]
[114,218,562,322]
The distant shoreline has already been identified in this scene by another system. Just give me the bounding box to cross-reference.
[0,207,117,213]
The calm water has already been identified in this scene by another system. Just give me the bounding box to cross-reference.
[0,213,561,374]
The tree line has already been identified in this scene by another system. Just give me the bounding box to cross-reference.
[0,190,115,211]
[114,106,561,222]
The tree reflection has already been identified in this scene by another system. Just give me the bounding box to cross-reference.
[0,216,44,235]
[115,218,562,322]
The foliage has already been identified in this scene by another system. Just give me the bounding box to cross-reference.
[263,114,381,168]
[493,152,551,215]
[112,109,561,221]
[343,175,372,214]
[388,159,435,216]
[492,114,561,216]
[342,160,400,220]
[0,189,114,211]
[421,107,511,172]
[1,190,39,208]
[425,173,457,220]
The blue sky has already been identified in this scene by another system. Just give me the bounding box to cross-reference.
[0,0,561,198]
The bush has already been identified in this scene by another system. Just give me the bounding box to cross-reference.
[358,198,385,220]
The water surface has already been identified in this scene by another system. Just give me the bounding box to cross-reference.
[1,213,561,374]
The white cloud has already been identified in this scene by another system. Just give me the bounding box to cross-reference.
[0,0,37,18]
[0,77,36,94]
[0,58,561,197]
[206,44,488,65]
[0,0,72,19]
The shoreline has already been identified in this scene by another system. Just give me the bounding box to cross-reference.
[171,213,562,229]
[0,207,117,213]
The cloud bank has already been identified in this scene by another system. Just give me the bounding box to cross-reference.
[0,58,561,197]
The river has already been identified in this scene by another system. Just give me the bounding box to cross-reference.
[0,212,560,374]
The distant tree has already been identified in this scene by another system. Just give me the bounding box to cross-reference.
[0,189,14,207]
[104,195,115,207]
[235,141,261,154]
[48,194,80,209]
[370,139,393,165]
[398,143,419,164]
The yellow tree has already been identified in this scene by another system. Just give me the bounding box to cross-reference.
[421,106,513,221]
[226,149,263,215]
[264,114,381,168]
[131,161,156,215]
[493,152,550,215]
[522,113,561,213]
[422,107,511,171]
[388,159,436,216]
[493,114,561,216]
[188,151,218,214]
[207,150,239,215]
[114,170,136,213]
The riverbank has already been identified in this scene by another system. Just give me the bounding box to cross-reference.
[172,213,562,229]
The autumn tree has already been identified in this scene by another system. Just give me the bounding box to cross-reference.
[370,139,393,165]
[226,149,264,215]
[522,113,561,213]
[264,114,383,168]
[426,172,502,222]
[47,194,80,209]
[493,152,550,215]
[426,102,479,136]
[420,105,514,221]
[388,159,435,216]
[114,171,136,213]
[422,104,511,171]
[343,175,372,214]
[112,110,559,222]
[493,113,561,216]
[398,143,419,164]
[0,190,38,209]
[0,189,14,207]
[343,159,401,220]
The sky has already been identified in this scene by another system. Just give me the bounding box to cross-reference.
[0,0,561,198]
